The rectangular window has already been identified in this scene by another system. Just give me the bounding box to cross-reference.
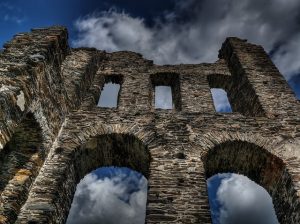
[97,75,122,108]
[207,74,265,116]
[155,86,173,109]
[210,88,232,113]
[151,73,181,110]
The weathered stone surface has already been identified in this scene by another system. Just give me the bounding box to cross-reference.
[0,26,299,224]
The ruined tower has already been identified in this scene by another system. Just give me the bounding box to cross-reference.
[0,26,299,224]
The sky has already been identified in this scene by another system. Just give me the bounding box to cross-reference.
[207,174,278,224]
[66,167,147,224]
[0,0,299,97]
[98,82,120,108]
[1,0,299,223]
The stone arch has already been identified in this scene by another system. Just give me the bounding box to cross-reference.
[200,133,300,224]
[57,122,157,152]
[16,123,157,224]
[72,133,151,181]
[0,112,44,224]
[58,132,152,223]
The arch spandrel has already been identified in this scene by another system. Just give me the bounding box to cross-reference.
[56,122,157,152]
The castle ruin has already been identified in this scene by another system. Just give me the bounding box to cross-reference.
[0,26,299,223]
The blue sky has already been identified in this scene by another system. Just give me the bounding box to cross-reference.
[1,0,299,223]
[0,0,175,48]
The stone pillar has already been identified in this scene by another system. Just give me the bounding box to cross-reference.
[146,144,211,223]
[219,37,299,117]
[61,48,104,109]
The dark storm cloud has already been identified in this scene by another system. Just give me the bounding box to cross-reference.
[73,0,300,80]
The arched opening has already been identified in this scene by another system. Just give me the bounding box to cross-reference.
[0,113,44,223]
[66,166,147,224]
[64,134,151,223]
[207,173,278,224]
[204,140,300,224]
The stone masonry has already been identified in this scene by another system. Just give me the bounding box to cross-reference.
[0,26,299,224]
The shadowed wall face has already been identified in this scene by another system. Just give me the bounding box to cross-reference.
[74,134,150,178]
[0,113,44,224]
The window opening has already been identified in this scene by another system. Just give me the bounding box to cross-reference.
[97,75,123,108]
[155,86,173,109]
[151,73,181,110]
[66,166,147,224]
[210,88,232,113]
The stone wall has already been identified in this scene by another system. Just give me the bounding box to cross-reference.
[0,26,299,223]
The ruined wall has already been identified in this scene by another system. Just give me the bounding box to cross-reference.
[0,26,299,224]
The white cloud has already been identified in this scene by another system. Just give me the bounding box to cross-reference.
[73,0,300,80]
[74,11,153,53]
[216,174,278,224]
[66,170,147,224]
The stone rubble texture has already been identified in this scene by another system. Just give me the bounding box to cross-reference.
[0,26,299,224]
